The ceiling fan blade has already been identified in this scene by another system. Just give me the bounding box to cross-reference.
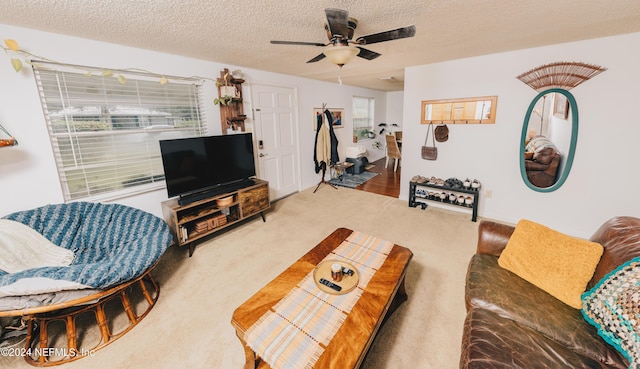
[307,53,326,63]
[356,47,381,61]
[271,40,326,47]
[355,25,416,45]
[325,8,350,39]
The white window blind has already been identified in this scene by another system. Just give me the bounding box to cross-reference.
[33,64,207,201]
[353,96,375,140]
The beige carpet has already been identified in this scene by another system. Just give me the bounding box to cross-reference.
[2,186,481,368]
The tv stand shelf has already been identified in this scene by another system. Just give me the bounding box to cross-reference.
[161,179,269,256]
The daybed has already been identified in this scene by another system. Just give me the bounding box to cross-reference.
[0,202,172,366]
[460,217,640,368]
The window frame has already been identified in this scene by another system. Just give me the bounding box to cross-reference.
[352,96,375,141]
[33,62,207,202]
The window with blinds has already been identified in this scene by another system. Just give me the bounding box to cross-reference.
[352,96,375,141]
[33,65,207,201]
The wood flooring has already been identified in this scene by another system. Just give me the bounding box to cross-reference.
[355,158,401,198]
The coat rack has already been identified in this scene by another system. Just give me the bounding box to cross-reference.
[313,103,338,193]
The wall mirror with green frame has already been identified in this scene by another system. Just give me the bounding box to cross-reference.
[520,88,578,192]
[516,61,606,192]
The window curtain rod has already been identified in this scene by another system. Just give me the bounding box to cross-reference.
[30,59,207,83]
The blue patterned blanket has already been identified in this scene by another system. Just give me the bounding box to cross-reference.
[0,202,172,299]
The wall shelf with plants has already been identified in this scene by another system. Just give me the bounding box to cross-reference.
[215,68,246,133]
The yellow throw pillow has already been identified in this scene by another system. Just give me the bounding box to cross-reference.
[498,219,604,309]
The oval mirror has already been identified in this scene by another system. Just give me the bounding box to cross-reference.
[519,88,578,192]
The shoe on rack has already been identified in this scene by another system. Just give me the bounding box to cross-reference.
[445,178,463,189]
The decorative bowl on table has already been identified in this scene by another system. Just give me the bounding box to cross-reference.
[216,195,234,207]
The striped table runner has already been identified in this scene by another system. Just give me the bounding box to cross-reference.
[244,231,394,369]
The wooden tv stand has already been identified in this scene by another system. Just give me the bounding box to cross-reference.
[161,179,270,256]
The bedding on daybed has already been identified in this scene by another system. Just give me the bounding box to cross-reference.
[0,219,75,273]
[0,202,172,310]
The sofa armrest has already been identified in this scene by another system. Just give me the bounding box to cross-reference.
[477,220,515,256]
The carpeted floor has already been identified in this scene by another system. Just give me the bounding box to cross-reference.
[2,186,481,369]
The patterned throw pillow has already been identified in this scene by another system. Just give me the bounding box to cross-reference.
[582,257,640,367]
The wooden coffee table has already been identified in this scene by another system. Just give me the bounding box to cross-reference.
[231,228,413,369]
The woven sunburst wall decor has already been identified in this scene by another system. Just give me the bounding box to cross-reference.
[516,62,607,92]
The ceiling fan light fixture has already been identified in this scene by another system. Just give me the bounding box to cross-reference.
[323,45,359,66]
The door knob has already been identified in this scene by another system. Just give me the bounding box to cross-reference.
[259,153,267,157]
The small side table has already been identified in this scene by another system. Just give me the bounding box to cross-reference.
[331,162,354,181]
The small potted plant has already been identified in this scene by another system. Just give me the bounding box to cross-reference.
[214,72,237,105]
[378,122,398,135]
[214,95,234,106]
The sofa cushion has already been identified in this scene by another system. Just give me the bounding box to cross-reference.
[533,147,557,165]
[466,254,627,368]
[498,219,604,309]
[582,256,640,368]
[461,307,621,369]
[589,216,640,289]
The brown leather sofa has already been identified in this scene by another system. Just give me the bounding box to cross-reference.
[460,216,640,368]
[525,147,561,188]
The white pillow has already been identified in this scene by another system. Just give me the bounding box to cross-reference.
[0,219,75,273]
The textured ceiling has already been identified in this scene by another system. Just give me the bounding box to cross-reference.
[1,0,639,91]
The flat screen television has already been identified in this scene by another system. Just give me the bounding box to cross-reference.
[160,133,256,204]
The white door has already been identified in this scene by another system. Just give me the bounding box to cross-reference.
[252,84,299,200]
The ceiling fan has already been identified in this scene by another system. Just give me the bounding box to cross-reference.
[270,8,416,67]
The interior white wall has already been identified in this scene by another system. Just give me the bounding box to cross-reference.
[386,91,404,130]
[5,23,636,238]
[0,24,387,218]
[376,90,405,155]
[402,32,640,238]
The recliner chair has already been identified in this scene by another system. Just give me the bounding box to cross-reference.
[525,147,561,188]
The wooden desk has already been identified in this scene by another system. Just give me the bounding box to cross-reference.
[231,228,413,369]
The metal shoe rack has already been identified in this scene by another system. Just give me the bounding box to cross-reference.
[408,180,480,222]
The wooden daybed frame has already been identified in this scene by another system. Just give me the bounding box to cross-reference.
[0,265,160,367]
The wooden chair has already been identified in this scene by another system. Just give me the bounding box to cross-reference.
[394,131,403,141]
[385,134,401,172]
